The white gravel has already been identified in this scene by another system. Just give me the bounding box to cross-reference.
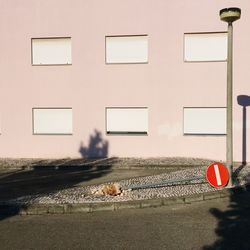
[5,164,250,205]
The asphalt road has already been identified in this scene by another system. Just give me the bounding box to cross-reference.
[1,188,250,250]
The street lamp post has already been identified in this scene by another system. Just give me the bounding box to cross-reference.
[219,7,241,187]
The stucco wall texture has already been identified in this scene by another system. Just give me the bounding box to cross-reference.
[0,0,249,161]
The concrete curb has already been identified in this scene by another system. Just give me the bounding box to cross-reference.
[0,188,238,216]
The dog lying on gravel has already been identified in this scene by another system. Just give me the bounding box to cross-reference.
[102,183,122,196]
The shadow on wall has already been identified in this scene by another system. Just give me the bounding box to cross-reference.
[79,129,109,158]
[203,183,250,250]
[237,95,250,166]
[0,129,115,221]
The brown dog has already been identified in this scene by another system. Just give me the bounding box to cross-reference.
[102,183,121,196]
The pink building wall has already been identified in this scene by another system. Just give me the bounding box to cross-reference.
[0,0,249,161]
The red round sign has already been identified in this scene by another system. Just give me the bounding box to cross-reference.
[206,162,229,188]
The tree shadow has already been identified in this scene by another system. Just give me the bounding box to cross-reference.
[79,129,109,158]
[233,164,246,186]
[203,95,250,249]
[0,130,115,220]
[203,182,250,250]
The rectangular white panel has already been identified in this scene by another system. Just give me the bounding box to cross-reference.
[33,108,72,134]
[32,38,72,65]
[184,33,227,62]
[106,35,148,63]
[106,108,148,134]
[184,107,226,135]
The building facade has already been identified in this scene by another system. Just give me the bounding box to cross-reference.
[0,0,249,161]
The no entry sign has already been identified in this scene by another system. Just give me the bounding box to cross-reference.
[206,162,229,188]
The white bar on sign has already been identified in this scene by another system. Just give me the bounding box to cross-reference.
[214,164,222,186]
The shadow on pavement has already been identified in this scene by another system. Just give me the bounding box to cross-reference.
[0,158,115,219]
[0,130,115,221]
[204,95,250,249]
[203,180,250,250]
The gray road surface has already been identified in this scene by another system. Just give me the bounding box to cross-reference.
[1,187,250,250]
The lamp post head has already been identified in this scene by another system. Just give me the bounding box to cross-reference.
[220,7,241,23]
[237,95,250,107]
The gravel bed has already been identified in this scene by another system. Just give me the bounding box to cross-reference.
[5,164,250,205]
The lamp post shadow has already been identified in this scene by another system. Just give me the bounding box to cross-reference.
[237,95,250,166]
